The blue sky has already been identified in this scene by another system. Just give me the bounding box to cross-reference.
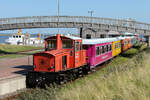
[0,0,150,33]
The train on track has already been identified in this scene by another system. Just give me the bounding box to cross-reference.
[26,34,138,87]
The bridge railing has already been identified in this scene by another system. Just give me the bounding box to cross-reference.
[0,16,150,30]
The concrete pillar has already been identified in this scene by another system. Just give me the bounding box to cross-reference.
[148,36,150,47]
[78,28,83,38]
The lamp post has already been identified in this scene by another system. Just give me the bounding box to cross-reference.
[57,0,60,34]
[88,10,94,27]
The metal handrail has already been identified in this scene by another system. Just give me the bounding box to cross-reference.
[0,16,150,30]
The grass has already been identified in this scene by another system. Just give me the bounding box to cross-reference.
[0,54,25,59]
[0,44,43,59]
[15,43,150,100]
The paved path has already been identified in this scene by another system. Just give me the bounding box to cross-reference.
[0,56,33,80]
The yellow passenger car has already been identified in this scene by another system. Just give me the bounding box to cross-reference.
[112,40,121,57]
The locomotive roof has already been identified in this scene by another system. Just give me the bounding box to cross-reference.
[82,38,120,45]
[45,34,81,40]
[35,49,71,56]
[64,35,81,40]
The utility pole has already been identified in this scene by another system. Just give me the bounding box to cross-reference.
[57,0,60,34]
[88,10,94,27]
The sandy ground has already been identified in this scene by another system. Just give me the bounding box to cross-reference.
[0,56,33,80]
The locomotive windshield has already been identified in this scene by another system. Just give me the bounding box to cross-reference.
[47,40,57,49]
[62,39,73,49]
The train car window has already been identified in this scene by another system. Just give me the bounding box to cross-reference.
[109,44,112,51]
[83,45,87,50]
[70,50,73,56]
[131,39,133,44]
[102,46,105,54]
[75,42,80,51]
[96,47,100,56]
[104,45,107,53]
[62,39,73,49]
[80,43,82,50]
[119,43,121,48]
[106,45,109,52]
[124,40,127,45]
[100,46,102,54]
[116,43,118,49]
[47,40,57,49]
[115,43,117,50]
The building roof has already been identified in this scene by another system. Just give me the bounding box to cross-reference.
[82,38,120,45]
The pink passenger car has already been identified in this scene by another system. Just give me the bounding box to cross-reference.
[83,38,118,69]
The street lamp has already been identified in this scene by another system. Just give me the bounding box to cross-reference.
[57,0,60,34]
[88,10,94,27]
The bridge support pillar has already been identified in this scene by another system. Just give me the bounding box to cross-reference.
[79,28,83,38]
[144,36,150,47]
[148,36,150,47]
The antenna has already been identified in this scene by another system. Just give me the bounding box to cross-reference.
[57,0,60,34]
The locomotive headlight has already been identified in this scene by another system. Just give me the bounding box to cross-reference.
[51,66,54,69]
[33,65,36,68]
[48,66,54,71]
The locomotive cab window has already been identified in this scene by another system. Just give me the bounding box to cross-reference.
[75,42,80,51]
[62,39,73,49]
[47,40,57,49]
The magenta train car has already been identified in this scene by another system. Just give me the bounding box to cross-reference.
[83,38,118,69]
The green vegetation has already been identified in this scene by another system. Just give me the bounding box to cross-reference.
[15,43,150,100]
[0,44,43,59]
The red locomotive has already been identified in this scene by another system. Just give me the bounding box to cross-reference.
[26,34,88,87]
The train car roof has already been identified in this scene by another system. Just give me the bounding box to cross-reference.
[82,38,120,45]
[64,35,81,40]
[117,36,135,40]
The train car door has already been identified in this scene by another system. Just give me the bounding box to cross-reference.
[74,41,81,68]
[62,56,67,70]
